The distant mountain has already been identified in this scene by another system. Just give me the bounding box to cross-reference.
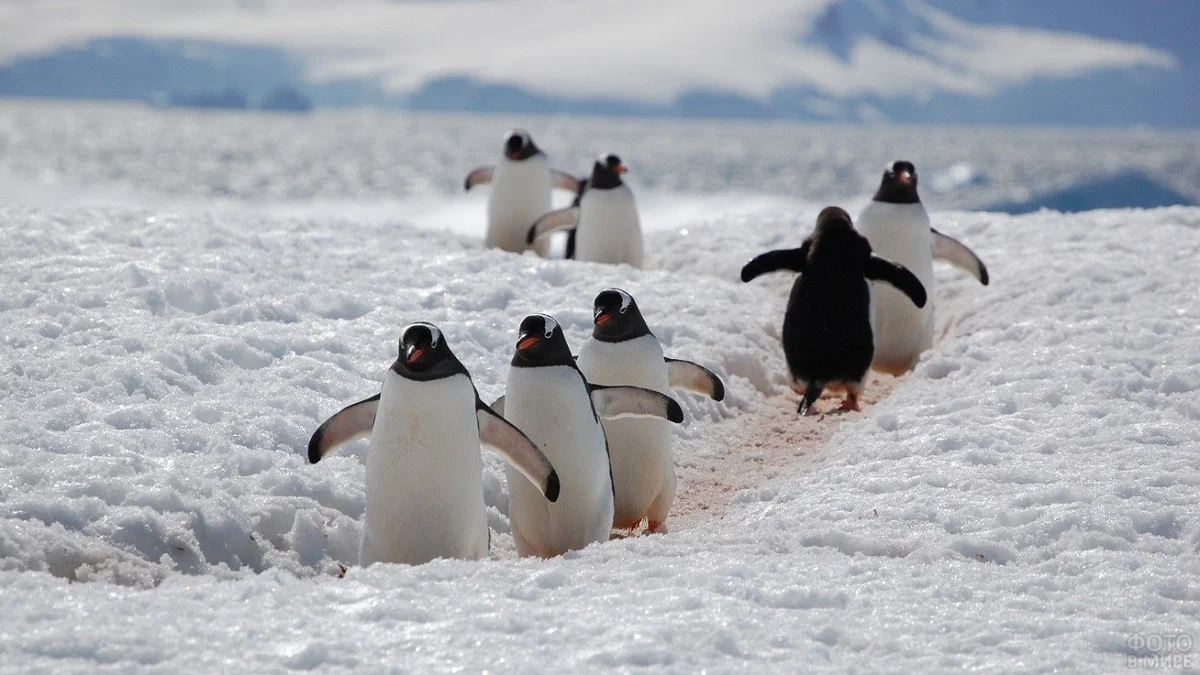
[0,0,1194,126]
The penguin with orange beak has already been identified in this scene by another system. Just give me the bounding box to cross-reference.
[527,152,644,267]
[495,313,684,557]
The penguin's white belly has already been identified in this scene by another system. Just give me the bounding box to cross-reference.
[577,336,673,529]
[575,187,643,268]
[361,374,488,566]
[503,366,614,557]
[857,201,936,374]
[487,157,554,256]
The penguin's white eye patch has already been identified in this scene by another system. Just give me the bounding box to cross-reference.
[537,314,559,338]
[618,290,632,312]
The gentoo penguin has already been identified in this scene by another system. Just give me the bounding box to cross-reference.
[576,289,725,533]
[463,129,580,257]
[526,153,643,268]
[741,207,928,415]
[496,313,684,557]
[307,322,560,566]
[856,160,990,375]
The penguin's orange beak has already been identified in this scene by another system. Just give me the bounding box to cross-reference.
[595,312,613,326]
[517,335,541,352]
[615,164,628,174]
[405,347,427,365]
[509,151,521,160]
[897,172,911,185]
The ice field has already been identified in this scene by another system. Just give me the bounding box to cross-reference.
[1,102,1199,672]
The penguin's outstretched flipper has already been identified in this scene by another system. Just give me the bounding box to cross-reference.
[307,394,380,463]
[463,165,494,191]
[527,207,579,245]
[552,170,581,193]
[476,399,559,502]
[664,358,725,401]
[865,255,928,308]
[932,229,989,285]
[590,385,684,423]
[740,242,810,282]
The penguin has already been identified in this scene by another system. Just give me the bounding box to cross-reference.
[856,160,990,375]
[576,289,725,534]
[463,129,580,257]
[526,153,643,268]
[495,313,684,558]
[741,207,928,415]
[307,322,560,567]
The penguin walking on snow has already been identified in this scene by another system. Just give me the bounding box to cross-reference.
[527,153,644,268]
[308,323,560,566]
[576,289,725,534]
[856,160,989,375]
[742,207,928,415]
[463,129,580,257]
[494,314,683,557]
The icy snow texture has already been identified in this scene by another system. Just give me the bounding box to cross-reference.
[2,103,1199,671]
[2,197,1199,671]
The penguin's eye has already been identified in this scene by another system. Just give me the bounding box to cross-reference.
[544,327,554,338]
[619,306,628,314]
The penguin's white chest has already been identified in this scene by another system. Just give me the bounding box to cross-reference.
[575,186,643,268]
[361,372,488,566]
[577,335,674,529]
[487,156,554,254]
[503,365,613,557]
[856,201,936,373]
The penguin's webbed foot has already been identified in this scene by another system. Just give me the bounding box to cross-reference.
[839,393,861,413]
[647,520,668,535]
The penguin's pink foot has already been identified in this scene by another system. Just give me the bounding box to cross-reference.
[839,394,861,412]
[647,520,668,534]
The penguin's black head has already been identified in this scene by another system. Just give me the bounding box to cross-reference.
[503,129,540,161]
[589,152,627,189]
[873,160,920,204]
[592,288,652,343]
[392,322,468,381]
[512,314,575,368]
[808,206,871,271]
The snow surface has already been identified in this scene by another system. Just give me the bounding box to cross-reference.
[0,0,1174,108]
[2,102,1199,671]
[2,193,1199,671]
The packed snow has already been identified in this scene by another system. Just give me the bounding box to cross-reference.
[1,103,1199,672]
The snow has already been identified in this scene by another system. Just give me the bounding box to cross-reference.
[0,0,1176,106]
[2,103,1200,671]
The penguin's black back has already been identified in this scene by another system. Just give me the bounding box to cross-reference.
[781,211,875,387]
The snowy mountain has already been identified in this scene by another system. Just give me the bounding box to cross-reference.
[0,0,1194,126]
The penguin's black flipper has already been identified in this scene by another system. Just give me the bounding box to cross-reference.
[740,241,810,282]
[463,166,494,190]
[797,384,822,416]
[865,255,928,308]
[307,393,381,463]
[589,385,684,424]
[931,229,989,285]
[476,398,559,503]
[527,207,579,245]
[552,170,582,193]
[665,358,725,401]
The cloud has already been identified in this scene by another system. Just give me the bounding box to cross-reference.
[0,0,1177,105]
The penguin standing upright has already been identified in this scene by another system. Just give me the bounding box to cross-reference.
[463,129,579,257]
[856,160,990,374]
[526,153,643,268]
[576,289,725,533]
[742,207,928,415]
[307,323,560,566]
[495,314,683,557]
